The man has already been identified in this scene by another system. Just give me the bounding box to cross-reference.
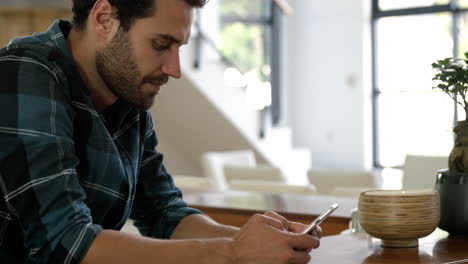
[0,0,321,263]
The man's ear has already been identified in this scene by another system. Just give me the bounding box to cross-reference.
[88,0,120,41]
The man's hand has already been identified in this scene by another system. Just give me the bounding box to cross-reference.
[264,211,323,238]
[231,212,321,264]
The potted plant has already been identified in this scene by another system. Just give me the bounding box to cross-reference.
[432,52,468,235]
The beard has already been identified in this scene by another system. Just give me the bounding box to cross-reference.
[95,28,168,111]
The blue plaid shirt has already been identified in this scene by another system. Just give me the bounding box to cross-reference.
[0,19,201,263]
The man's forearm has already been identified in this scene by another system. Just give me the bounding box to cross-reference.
[82,230,234,264]
[82,212,321,264]
[170,214,239,239]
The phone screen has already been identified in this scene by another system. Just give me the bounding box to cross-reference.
[301,203,340,235]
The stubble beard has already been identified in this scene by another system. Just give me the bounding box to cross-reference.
[95,28,154,111]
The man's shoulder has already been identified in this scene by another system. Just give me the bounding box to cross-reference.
[0,43,70,105]
[0,36,75,107]
[0,20,72,77]
[1,37,59,67]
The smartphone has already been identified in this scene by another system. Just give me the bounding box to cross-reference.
[301,203,340,235]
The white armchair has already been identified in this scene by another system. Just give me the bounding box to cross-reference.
[223,164,286,183]
[200,150,314,195]
[402,154,448,190]
[201,150,257,190]
[172,175,216,191]
[307,169,377,197]
[228,180,317,195]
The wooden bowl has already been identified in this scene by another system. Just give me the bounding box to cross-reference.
[358,190,440,248]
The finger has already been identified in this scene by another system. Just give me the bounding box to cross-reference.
[264,211,289,230]
[311,226,323,238]
[257,214,286,231]
[289,222,323,237]
[288,233,320,250]
[289,249,312,264]
[288,222,309,233]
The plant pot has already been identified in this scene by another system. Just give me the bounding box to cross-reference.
[449,120,468,173]
[435,169,468,235]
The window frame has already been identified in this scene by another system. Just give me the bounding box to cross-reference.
[218,1,283,129]
[371,0,467,169]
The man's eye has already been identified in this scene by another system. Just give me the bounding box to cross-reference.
[153,41,170,51]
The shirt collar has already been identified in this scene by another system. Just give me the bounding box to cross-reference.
[45,19,75,70]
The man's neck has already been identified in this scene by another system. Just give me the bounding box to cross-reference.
[67,27,117,111]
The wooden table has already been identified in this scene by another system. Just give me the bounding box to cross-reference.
[183,189,358,236]
[310,229,468,263]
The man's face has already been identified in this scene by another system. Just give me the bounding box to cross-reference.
[96,0,193,110]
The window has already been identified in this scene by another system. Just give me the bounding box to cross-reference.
[218,0,282,125]
[372,0,468,169]
[219,0,271,75]
[378,0,449,11]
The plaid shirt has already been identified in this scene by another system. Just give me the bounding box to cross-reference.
[0,20,201,263]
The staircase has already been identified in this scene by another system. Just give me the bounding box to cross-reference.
[149,5,311,185]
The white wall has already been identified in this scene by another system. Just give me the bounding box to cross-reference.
[284,0,373,170]
[155,139,203,177]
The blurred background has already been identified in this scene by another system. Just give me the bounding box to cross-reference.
[1,0,463,195]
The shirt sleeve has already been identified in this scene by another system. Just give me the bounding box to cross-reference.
[130,113,203,239]
[0,49,102,263]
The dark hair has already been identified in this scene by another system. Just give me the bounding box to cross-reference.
[72,0,208,31]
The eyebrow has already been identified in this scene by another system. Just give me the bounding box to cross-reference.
[156,34,186,45]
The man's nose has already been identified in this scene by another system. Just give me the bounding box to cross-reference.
[162,50,182,79]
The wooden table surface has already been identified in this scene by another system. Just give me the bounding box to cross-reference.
[310,229,468,264]
[183,189,358,236]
